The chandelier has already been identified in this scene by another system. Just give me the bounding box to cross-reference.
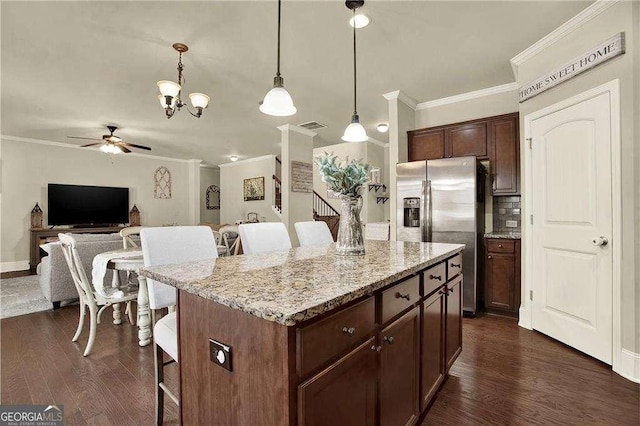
[157,43,210,119]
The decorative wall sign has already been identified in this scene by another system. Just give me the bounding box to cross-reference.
[243,177,265,201]
[291,161,313,193]
[154,166,172,199]
[519,32,625,102]
[206,185,220,210]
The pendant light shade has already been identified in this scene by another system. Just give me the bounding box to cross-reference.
[189,93,211,109]
[342,114,368,142]
[343,1,367,143]
[260,82,297,116]
[157,80,181,99]
[260,0,296,117]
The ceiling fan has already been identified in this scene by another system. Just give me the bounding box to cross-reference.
[67,126,151,154]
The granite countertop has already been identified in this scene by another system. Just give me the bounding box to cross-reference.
[140,240,464,326]
[484,232,521,239]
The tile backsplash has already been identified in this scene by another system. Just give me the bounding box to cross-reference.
[493,195,521,232]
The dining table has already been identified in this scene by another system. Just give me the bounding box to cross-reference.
[92,248,152,347]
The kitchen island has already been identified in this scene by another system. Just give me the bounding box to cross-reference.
[142,240,464,426]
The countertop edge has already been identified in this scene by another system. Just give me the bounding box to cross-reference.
[141,245,464,327]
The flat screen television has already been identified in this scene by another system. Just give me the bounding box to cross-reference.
[48,184,129,226]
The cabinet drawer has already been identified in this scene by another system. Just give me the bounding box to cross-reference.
[447,254,463,280]
[381,275,420,324]
[487,239,515,253]
[297,297,375,377]
[423,262,446,296]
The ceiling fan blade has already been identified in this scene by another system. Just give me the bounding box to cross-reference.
[68,136,102,141]
[118,145,131,153]
[80,142,104,148]
[121,142,152,151]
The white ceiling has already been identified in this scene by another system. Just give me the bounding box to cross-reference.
[1,1,590,166]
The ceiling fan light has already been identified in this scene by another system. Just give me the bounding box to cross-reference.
[100,144,121,154]
[157,80,181,98]
[259,86,297,117]
[189,92,210,109]
[342,115,368,142]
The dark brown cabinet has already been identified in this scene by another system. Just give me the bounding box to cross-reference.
[484,238,521,317]
[421,290,445,411]
[445,276,463,372]
[380,307,420,426]
[447,122,488,158]
[299,338,377,426]
[407,113,520,195]
[408,129,445,161]
[490,116,519,195]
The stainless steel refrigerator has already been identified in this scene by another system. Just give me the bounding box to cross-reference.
[396,157,485,315]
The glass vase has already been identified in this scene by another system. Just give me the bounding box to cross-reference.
[336,196,365,256]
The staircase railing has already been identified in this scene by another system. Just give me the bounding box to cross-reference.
[273,174,282,213]
[313,191,339,217]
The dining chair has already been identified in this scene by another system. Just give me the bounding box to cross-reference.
[58,233,138,357]
[120,226,144,249]
[219,225,240,255]
[238,222,292,254]
[294,221,334,247]
[212,230,230,257]
[140,226,218,426]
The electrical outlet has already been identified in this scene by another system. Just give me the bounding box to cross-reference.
[505,220,518,228]
[209,339,232,372]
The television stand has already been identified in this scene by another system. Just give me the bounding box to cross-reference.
[29,225,126,274]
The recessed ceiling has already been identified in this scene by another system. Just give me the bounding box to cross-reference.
[1,1,591,166]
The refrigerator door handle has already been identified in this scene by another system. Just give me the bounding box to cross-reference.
[421,180,432,242]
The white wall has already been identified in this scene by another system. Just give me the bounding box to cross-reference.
[219,155,279,225]
[0,137,194,268]
[415,89,519,128]
[313,141,389,224]
[281,125,315,247]
[200,166,220,224]
[515,0,639,354]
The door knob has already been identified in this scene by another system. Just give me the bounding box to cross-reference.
[591,236,609,247]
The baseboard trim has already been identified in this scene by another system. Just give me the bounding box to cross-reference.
[0,261,30,273]
[615,349,640,383]
[518,306,532,329]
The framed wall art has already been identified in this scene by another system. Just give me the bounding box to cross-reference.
[243,177,265,201]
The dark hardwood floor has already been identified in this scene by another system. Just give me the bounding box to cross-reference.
[1,307,638,425]
[424,315,640,425]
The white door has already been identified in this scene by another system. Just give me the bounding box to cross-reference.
[530,91,613,364]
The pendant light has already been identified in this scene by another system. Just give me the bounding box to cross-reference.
[342,1,368,143]
[260,0,297,116]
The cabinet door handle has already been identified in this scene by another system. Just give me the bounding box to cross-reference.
[342,327,356,336]
[498,244,503,248]
[488,255,492,259]
[395,292,411,301]
[451,263,461,268]
[430,274,442,281]
[383,336,395,345]
[370,345,382,352]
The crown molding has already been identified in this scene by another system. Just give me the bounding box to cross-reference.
[367,136,389,148]
[218,154,276,168]
[200,163,220,170]
[510,0,619,77]
[382,90,418,110]
[277,124,317,137]
[415,82,518,110]
[0,134,192,163]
